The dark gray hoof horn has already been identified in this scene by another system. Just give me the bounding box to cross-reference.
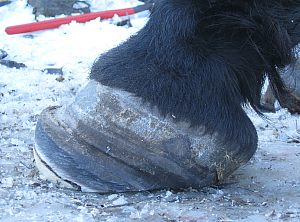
[34,81,254,193]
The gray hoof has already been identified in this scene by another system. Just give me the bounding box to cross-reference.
[34,81,250,193]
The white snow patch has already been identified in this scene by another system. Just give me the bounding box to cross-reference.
[1,177,14,188]
[111,195,128,205]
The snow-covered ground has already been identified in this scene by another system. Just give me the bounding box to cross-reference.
[0,1,299,221]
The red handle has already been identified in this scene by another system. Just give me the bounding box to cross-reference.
[5,8,136,35]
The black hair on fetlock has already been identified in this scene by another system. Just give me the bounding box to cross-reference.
[198,0,300,113]
[90,0,300,135]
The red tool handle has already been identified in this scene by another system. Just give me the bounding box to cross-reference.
[5,8,136,35]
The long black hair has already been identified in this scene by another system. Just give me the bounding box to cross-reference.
[90,0,300,140]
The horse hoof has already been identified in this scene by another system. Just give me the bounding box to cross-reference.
[34,81,253,193]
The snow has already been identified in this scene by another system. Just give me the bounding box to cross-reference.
[111,196,128,206]
[0,1,300,221]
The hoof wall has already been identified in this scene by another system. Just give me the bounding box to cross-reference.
[34,81,255,193]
